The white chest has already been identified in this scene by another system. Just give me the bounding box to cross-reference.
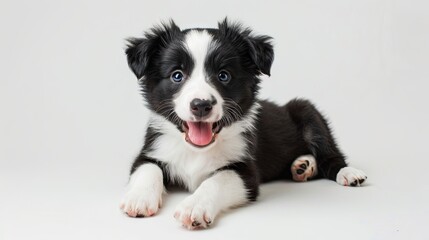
[145,103,260,191]
[146,116,251,191]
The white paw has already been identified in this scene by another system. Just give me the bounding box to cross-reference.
[336,167,367,187]
[120,188,162,217]
[291,155,318,182]
[174,194,216,230]
[119,164,164,217]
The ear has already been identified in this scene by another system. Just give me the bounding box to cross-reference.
[218,18,274,76]
[247,35,274,76]
[125,20,181,79]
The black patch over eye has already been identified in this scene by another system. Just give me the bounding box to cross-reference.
[218,70,231,82]
[171,70,184,82]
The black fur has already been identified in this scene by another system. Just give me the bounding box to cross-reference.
[125,19,349,202]
[254,99,347,182]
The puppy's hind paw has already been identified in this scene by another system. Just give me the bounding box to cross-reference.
[336,167,367,187]
[291,155,318,182]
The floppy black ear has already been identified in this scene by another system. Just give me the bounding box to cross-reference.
[247,35,274,76]
[125,20,181,79]
[218,18,274,76]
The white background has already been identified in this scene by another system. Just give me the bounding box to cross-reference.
[1,0,428,239]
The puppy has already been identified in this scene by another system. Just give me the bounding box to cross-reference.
[120,19,367,230]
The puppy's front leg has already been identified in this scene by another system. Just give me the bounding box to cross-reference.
[120,163,164,217]
[174,168,256,230]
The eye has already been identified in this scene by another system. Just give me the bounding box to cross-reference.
[218,70,231,82]
[171,70,184,82]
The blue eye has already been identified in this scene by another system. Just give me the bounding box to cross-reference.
[171,70,184,82]
[218,70,230,82]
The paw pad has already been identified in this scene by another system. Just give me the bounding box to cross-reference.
[291,155,318,182]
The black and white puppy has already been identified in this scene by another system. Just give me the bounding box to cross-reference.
[120,19,367,230]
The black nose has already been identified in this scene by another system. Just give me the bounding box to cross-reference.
[190,98,215,118]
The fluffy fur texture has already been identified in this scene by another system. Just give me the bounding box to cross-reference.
[120,19,367,230]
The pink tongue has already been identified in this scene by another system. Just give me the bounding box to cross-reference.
[186,122,213,146]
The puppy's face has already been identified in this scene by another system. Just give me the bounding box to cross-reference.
[126,19,274,149]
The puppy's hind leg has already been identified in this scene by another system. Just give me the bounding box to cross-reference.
[306,122,368,187]
[287,99,367,187]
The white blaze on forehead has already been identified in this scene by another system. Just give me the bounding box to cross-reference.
[184,30,213,77]
[173,30,224,122]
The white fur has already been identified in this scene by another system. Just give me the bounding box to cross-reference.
[174,170,248,229]
[173,30,224,122]
[120,163,164,217]
[146,102,260,191]
[336,167,367,186]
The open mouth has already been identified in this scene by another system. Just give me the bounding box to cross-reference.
[182,121,222,148]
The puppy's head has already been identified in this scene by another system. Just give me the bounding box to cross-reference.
[126,19,274,149]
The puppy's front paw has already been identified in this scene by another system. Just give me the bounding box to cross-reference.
[174,195,215,230]
[120,189,162,218]
[336,167,367,187]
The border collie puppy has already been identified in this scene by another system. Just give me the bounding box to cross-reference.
[120,19,367,230]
